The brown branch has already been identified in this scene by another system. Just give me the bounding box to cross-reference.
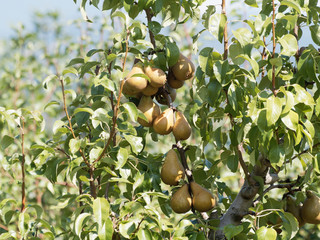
[174,142,194,183]
[222,0,228,60]
[60,77,97,198]
[272,0,276,96]
[145,8,156,48]
[93,29,130,165]
[20,117,26,212]
[237,144,254,185]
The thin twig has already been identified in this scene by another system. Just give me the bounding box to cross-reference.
[222,0,228,60]
[93,29,130,165]
[285,142,320,164]
[145,8,156,48]
[237,144,253,184]
[20,117,26,212]
[271,0,276,95]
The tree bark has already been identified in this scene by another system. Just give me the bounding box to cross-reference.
[210,155,269,239]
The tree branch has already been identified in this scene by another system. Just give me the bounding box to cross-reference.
[222,0,228,60]
[271,0,276,96]
[20,117,26,212]
[145,8,156,48]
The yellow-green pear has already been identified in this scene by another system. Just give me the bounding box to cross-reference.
[301,191,320,224]
[168,71,184,89]
[123,63,148,95]
[153,108,174,135]
[285,195,305,227]
[173,111,191,141]
[170,184,192,213]
[142,83,159,96]
[144,65,167,88]
[137,96,160,127]
[190,182,215,212]
[172,53,195,81]
[161,149,185,186]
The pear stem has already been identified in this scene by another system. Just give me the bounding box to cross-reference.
[174,142,194,183]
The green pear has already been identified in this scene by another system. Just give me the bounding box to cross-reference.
[153,108,174,135]
[161,149,185,186]
[173,111,191,141]
[285,195,305,227]
[137,96,160,127]
[170,184,192,213]
[142,83,159,96]
[172,53,195,81]
[144,65,167,88]
[122,63,148,95]
[168,71,184,89]
[190,182,215,212]
[301,191,320,224]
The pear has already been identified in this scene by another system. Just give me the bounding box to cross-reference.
[168,71,184,89]
[142,83,158,96]
[172,53,195,81]
[137,96,161,127]
[190,182,215,212]
[153,108,174,135]
[170,184,192,213]
[144,65,167,88]
[123,63,148,95]
[173,111,191,141]
[301,191,320,224]
[285,195,305,227]
[156,86,176,105]
[161,149,185,186]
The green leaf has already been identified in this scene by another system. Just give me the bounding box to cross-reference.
[198,47,213,75]
[149,21,161,35]
[232,28,252,47]
[310,25,320,45]
[278,34,298,56]
[87,48,104,57]
[280,0,301,14]
[116,148,128,170]
[245,0,258,7]
[208,13,227,42]
[266,95,282,127]
[256,227,277,240]
[93,198,113,240]
[281,110,299,131]
[122,102,138,122]
[136,228,152,240]
[69,139,81,154]
[62,67,78,76]
[166,42,180,67]
[67,57,84,67]
[18,211,30,237]
[80,61,100,78]
[1,135,14,150]
[227,155,238,173]
[123,135,143,154]
[74,213,91,236]
[224,224,243,240]
[74,107,94,115]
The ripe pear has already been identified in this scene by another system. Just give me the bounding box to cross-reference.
[190,182,215,212]
[170,184,192,213]
[141,83,158,96]
[172,53,195,81]
[161,149,185,186]
[153,108,174,135]
[285,195,305,227]
[144,65,167,88]
[301,191,320,224]
[168,71,184,89]
[123,63,148,95]
[173,111,191,141]
[137,96,160,127]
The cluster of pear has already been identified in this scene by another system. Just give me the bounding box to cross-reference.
[123,53,194,138]
[161,149,216,213]
[284,191,320,227]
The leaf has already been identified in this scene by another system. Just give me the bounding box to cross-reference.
[149,21,161,35]
[208,13,227,42]
[280,0,301,14]
[166,41,180,67]
[69,139,81,154]
[80,61,100,78]
[266,95,282,127]
[67,57,84,67]
[245,0,258,7]
[198,47,213,75]
[136,228,152,240]
[223,224,243,240]
[93,198,113,240]
[1,135,14,150]
[74,213,91,236]
[123,135,143,154]
[116,148,128,170]
[256,227,277,240]
[74,107,94,115]
[310,25,320,45]
[227,155,238,173]
[232,28,252,47]
[87,48,104,57]
[281,110,299,131]
[278,34,298,56]
[122,102,138,122]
